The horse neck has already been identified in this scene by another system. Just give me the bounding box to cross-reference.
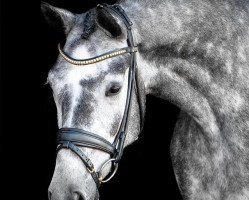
[120,0,249,140]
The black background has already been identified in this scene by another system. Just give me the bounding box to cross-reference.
[1,0,181,199]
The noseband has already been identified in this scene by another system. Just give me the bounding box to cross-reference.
[56,4,143,188]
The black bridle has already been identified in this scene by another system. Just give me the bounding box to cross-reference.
[56,3,143,188]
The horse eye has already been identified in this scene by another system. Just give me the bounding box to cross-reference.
[106,84,121,96]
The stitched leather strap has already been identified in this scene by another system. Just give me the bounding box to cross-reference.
[57,128,115,154]
[98,4,137,163]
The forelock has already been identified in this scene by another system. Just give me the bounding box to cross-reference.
[81,9,97,39]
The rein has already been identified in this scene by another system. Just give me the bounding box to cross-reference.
[56,3,142,188]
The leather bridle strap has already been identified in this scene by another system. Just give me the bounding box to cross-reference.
[58,45,138,66]
[98,3,137,162]
[56,3,141,188]
[57,128,115,154]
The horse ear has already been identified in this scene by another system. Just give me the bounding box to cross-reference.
[41,2,76,34]
[96,7,123,38]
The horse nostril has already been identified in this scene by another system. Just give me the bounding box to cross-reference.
[74,192,85,200]
[48,190,52,200]
[79,195,84,200]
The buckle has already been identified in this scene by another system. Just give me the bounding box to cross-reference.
[97,4,104,8]
[87,167,95,174]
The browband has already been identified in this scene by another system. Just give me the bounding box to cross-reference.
[58,45,138,66]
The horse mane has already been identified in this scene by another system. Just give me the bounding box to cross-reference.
[81,10,96,39]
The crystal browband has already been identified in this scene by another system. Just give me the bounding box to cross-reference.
[58,44,138,66]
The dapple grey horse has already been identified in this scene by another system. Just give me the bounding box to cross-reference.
[41,0,249,199]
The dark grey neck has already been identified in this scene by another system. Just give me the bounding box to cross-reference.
[117,0,249,197]
[119,0,249,136]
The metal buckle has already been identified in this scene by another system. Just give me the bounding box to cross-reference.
[98,158,119,183]
[87,167,95,174]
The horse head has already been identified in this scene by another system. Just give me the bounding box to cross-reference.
[41,2,146,200]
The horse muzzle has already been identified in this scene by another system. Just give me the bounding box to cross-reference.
[48,149,99,200]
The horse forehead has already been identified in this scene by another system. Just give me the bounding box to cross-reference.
[50,54,127,87]
[49,40,128,89]
[67,65,107,82]
[49,45,110,79]
[69,42,93,60]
